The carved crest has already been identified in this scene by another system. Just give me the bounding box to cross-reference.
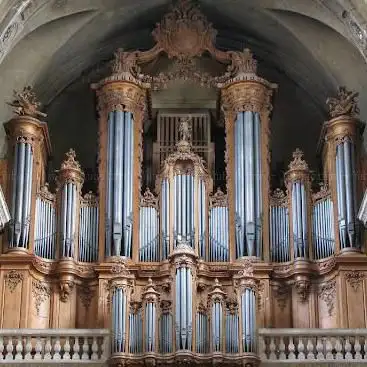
[38,183,55,202]
[312,182,331,202]
[82,191,98,206]
[152,0,217,60]
[32,280,51,315]
[326,86,359,118]
[7,86,47,118]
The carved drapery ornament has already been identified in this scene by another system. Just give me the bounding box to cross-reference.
[346,271,365,291]
[326,86,359,118]
[32,280,51,315]
[318,280,336,316]
[273,283,290,311]
[5,270,23,293]
[78,285,94,309]
[7,86,47,118]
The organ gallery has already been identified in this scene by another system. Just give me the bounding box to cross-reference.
[0,0,367,365]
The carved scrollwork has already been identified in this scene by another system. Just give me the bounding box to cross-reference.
[32,280,51,316]
[346,271,365,291]
[318,280,336,317]
[5,270,23,293]
[326,86,359,118]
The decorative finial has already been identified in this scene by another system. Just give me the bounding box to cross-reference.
[60,149,82,172]
[7,86,47,118]
[179,116,192,142]
[288,148,309,171]
[326,86,359,118]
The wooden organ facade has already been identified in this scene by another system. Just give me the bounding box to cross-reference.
[0,1,367,366]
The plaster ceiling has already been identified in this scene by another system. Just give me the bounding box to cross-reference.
[0,0,366,183]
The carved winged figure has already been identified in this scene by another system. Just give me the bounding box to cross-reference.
[7,86,47,118]
[326,86,359,118]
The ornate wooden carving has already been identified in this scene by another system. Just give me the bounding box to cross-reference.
[318,280,336,316]
[5,270,23,293]
[326,86,359,118]
[346,271,365,291]
[32,280,51,315]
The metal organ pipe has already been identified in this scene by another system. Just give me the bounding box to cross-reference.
[112,287,128,353]
[225,304,239,354]
[9,140,34,248]
[336,139,359,249]
[240,287,256,353]
[106,111,134,257]
[175,265,193,350]
[312,196,335,259]
[159,310,173,354]
[209,204,229,262]
[234,111,262,258]
[195,310,208,353]
[270,201,290,263]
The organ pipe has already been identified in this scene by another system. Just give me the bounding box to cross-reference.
[269,189,290,263]
[5,94,51,252]
[195,306,209,354]
[225,301,239,354]
[143,279,159,353]
[95,78,146,261]
[79,192,99,262]
[129,303,143,354]
[220,61,275,261]
[285,149,311,260]
[56,149,84,260]
[209,188,229,262]
[157,117,212,258]
[159,301,173,354]
[112,286,128,353]
[34,184,56,259]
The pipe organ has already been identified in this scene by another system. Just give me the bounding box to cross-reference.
[1,2,367,367]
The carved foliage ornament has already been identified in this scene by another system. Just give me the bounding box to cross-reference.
[318,280,336,317]
[7,86,47,118]
[326,86,359,118]
[78,285,94,309]
[210,187,227,207]
[270,188,288,207]
[346,271,365,291]
[5,270,23,293]
[32,280,51,316]
[273,284,289,312]
[141,188,158,208]
[294,279,310,303]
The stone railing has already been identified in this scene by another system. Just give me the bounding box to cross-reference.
[259,328,367,363]
[0,329,110,364]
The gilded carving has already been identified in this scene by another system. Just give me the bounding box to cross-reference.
[5,270,23,293]
[287,149,309,171]
[270,188,288,207]
[141,188,158,208]
[57,149,85,186]
[32,280,51,315]
[312,182,330,202]
[210,187,227,207]
[326,86,359,118]
[318,280,336,316]
[7,86,47,118]
[346,271,365,291]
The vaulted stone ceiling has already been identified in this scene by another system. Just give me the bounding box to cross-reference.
[0,0,366,182]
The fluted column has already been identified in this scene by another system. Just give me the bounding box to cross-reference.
[94,52,147,261]
[143,278,159,353]
[4,86,51,253]
[285,149,312,261]
[323,87,363,253]
[220,50,276,261]
[208,279,226,353]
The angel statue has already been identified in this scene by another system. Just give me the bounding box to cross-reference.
[179,116,192,142]
[7,86,47,118]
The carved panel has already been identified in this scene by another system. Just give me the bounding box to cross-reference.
[5,270,23,293]
[32,280,51,316]
[318,280,336,317]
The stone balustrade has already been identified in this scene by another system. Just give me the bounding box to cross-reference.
[259,328,367,363]
[0,329,110,364]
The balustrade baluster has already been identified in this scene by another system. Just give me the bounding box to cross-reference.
[91,336,99,360]
[5,337,13,360]
[15,336,22,360]
[34,337,42,360]
[64,336,71,360]
[82,337,89,360]
[72,336,81,360]
[316,337,324,359]
[297,337,305,360]
[25,336,32,360]
[44,337,52,360]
